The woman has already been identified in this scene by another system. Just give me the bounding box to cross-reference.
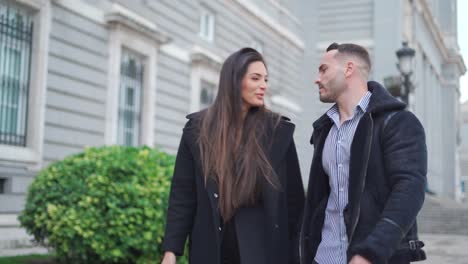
[161,48,304,264]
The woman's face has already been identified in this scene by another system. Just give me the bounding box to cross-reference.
[241,61,268,110]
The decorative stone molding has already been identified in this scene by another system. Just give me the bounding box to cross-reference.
[104,3,170,45]
[190,45,223,71]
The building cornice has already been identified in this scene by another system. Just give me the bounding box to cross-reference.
[415,0,447,58]
[190,45,223,71]
[447,52,467,75]
[416,0,465,74]
[232,0,304,49]
[268,0,301,26]
[53,0,170,45]
[104,3,170,45]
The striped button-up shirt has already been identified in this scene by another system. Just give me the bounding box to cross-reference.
[314,91,372,264]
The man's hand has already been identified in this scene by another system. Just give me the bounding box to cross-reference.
[161,251,176,264]
[349,255,371,264]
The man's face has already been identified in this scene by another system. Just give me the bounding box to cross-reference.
[315,50,346,103]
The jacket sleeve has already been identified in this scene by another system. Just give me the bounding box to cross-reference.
[161,130,197,256]
[349,111,427,263]
[286,139,305,264]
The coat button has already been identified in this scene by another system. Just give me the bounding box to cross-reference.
[219,227,222,231]
[214,193,218,198]
[274,224,279,229]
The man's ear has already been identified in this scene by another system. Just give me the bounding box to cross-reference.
[344,61,354,77]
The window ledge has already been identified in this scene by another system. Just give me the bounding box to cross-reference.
[0,145,40,164]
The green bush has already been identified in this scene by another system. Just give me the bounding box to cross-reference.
[19,146,188,264]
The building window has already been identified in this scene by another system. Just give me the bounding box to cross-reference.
[105,6,168,147]
[0,3,33,147]
[189,47,221,112]
[0,0,50,165]
[199,80,217,109]
[199,8,215,42]
[117,49,144,146]
[0,178,6,194]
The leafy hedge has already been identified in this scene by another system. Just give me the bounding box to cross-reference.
[19,146,188,264]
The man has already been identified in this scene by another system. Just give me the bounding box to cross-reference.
[299,43,427,264]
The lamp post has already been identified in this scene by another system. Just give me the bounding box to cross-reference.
[395,41,416,106]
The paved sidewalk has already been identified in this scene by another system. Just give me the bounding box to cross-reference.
[1,233,467,263]
[419,233,468,263]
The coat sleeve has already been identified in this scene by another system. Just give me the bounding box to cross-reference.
[349,111,427,263]
[286,139,305,264]
[161,129,197,256]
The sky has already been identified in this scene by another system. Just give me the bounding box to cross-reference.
[459,0,467,103]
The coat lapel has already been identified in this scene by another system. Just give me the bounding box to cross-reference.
[346,113,374,241]
[184,126,222,244]
[262,120,294,216]
[307,117,333,204]
[261,119,295,261]
[267,119,295,168]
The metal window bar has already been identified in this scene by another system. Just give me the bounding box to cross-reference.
[117,49,144,146]
[0,2,33,147]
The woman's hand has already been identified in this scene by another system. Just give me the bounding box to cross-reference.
[161,251,176,264]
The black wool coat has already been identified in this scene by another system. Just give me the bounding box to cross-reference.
[300,81,427,264]
[162,111,305,264]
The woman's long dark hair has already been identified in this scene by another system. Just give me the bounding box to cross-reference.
[198,48,280,222]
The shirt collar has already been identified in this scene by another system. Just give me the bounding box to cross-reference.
[326,91,372,125]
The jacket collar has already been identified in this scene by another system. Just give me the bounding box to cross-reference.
[312,81,406,130]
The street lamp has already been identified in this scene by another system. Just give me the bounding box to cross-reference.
[395,41,416,106]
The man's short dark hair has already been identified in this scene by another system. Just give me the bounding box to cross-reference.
[326,42,371,72]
